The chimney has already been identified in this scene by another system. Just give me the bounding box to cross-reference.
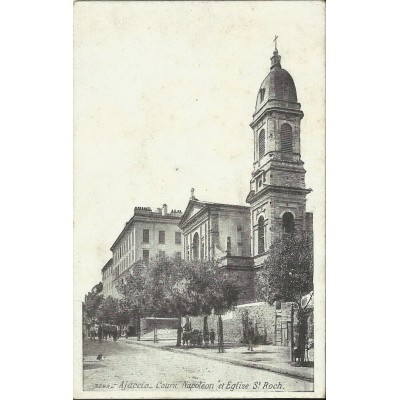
[162,204,168,216]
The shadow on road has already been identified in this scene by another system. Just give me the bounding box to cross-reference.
[83,361,107,370]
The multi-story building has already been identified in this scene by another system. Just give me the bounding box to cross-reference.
[108,204,183,296]
[101,259,113,297]
[246,47,313,267]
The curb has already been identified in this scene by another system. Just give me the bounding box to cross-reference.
[126,339,313,382]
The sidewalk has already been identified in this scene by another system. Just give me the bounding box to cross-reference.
[125,337,313,381]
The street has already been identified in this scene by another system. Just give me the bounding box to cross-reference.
[83,338,313,393]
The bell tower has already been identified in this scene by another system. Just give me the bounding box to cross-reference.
[246,44,313,266]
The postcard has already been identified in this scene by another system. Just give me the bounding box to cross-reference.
[74,1,325,398]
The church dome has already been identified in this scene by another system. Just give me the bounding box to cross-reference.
[255,49,298,113]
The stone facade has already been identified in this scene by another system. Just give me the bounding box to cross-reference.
[246,49,313,268]
[101,259,113,297]
[106,204,184,297]
[179,198,251,261]
[181,48,314,347]
[179,196,254,303]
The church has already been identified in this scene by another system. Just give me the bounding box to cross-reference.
[179,45,314,346]
[98,43,314,347]
[179,45,313,294]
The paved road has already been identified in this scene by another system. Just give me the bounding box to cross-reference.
[83,338,313,394]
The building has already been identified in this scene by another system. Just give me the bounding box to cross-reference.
[246,47,313,267]
[101,258,113,297]
[179,190,252,262]
[108,204,183,296]
[96,44,314,347]
[183,46,314,346]
[180,47,313,293]
[179,190,254,302]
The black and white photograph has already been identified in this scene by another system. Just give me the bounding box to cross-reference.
[74,1,325,398]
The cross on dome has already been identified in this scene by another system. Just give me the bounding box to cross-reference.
[273,35,278,51]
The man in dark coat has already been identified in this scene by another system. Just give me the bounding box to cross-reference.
[209,328,215,347]
[247,321,254,351]
[98,324,103,341]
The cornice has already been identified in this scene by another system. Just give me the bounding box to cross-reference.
[250,106,304,129]
[111,214,181,251]
[247,184,312,204]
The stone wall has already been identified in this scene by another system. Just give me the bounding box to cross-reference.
[188,302,276,344]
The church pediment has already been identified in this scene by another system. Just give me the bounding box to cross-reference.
[179,200,207,228]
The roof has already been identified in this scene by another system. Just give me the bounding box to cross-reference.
[110,206,182,251]
[101,258,113,273]
[179,199,250,229]
[254,49,299,114]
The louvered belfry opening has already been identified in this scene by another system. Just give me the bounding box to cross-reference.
[280,123,293,153]
[259,129,265,159]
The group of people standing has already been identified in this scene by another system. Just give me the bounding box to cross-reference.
[87,323,120,342]
[181,328,216,347]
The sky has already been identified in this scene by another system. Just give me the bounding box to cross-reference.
[74,1,325,302]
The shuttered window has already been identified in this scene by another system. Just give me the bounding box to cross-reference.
[259,129,265,159]
[280,124,293,153]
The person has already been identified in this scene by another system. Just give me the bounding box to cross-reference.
[209,328,215,348]
[123,326,128,339]
[90,324,96,341]
[247,321,254,351]
[103,324,108,340]
[112,325,118,342]
[98,324,103,342]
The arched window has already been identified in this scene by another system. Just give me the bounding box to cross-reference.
[282,212,294,234]
[192,232,199,260]
[280,123,293,153]
[259,129,265,159]
[258,216,265,254]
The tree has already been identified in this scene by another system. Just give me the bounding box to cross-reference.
[84,292,103,322]
[141,257,202,346]
[255,234,313,363]
[164,259,240,349]
[204,265,240,352]
[96,296,130,326]
[116,261,151,340]
[116,258,240,348]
